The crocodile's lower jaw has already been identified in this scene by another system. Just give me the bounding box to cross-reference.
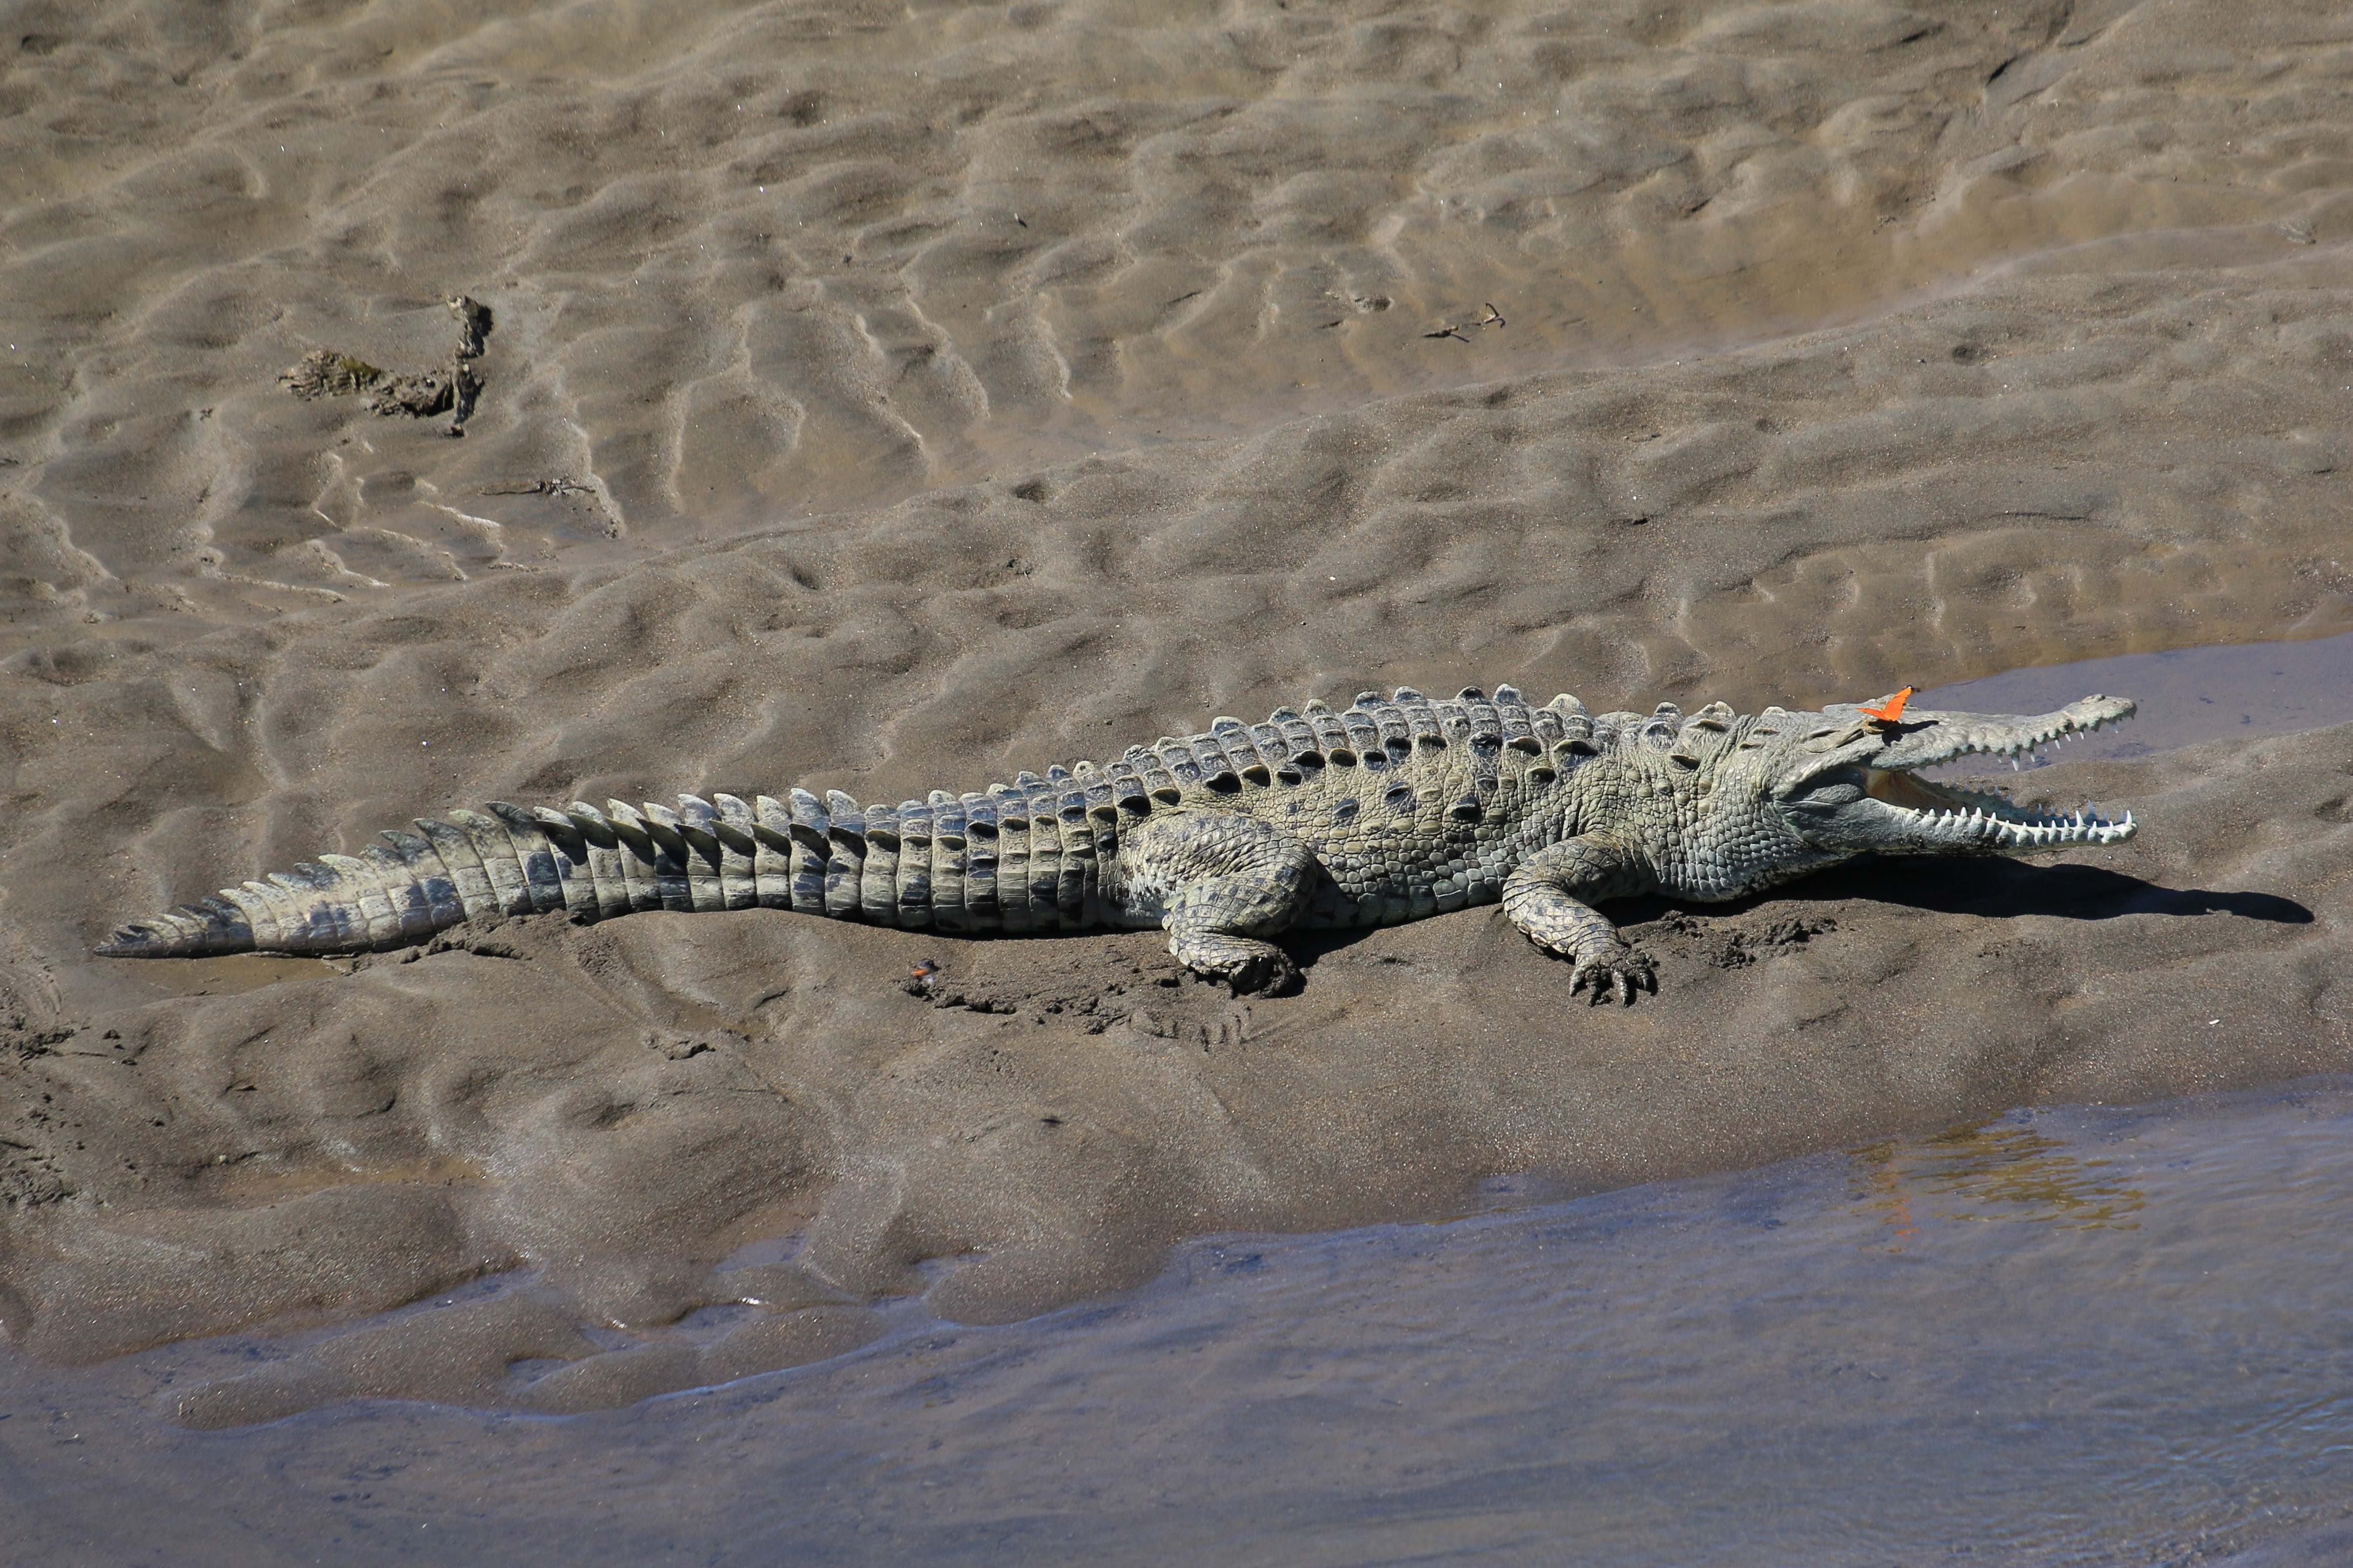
[1865,768,2138,850]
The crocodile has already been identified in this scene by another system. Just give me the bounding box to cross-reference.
[97,685,2139,1001]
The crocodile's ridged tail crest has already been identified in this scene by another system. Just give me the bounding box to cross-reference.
[94,791,868,958]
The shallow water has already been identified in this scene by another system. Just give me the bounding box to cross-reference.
[1921,630,2353,769]
[7,1077,2351,1567]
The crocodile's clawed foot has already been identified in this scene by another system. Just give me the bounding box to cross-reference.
[1214,948,1302,997]
[1570,948,1656,1006]
[1171,929,1304,997]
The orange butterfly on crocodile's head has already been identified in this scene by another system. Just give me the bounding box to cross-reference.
[1857,687,1915,726]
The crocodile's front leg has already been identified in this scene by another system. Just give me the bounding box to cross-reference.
[1502,834,1658,1004]
[1115,811,1316,995]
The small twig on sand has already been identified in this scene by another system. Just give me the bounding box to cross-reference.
[1423,301,1507,343]
[481,477,594,498]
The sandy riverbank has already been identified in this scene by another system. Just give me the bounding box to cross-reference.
[5,0,2353,1419]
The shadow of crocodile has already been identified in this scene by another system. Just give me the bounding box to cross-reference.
[1271,859,2310,981]
[1787,857,2313,925]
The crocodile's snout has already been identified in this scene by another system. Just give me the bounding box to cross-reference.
[1775,692,2140,856]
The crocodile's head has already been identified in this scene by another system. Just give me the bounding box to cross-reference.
[1760,692,2139,859]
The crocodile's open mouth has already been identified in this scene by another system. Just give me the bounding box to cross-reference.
[1860,765,2137,849]
[1852,697,2139,850]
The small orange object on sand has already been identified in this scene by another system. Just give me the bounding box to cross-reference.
[1857,687,1915,726]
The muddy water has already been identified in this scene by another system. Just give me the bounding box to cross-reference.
[6,1078,2349,1567]
[6,633,2353,1564]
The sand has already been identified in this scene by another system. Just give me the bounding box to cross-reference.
[5,0,2353,1421]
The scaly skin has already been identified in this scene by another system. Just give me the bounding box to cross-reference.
[97,684,2140,1001]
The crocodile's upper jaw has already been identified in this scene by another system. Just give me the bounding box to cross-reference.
[1771,693,2139,857]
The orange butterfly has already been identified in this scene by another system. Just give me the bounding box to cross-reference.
[1857,687,1915,726]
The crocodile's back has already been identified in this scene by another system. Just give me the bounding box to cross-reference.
[1115,686,1588,929]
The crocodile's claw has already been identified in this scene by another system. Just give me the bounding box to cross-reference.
[1206,946,1302,997]
[1571,948,1656,1006]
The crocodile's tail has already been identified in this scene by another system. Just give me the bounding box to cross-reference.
[94,789,885,958]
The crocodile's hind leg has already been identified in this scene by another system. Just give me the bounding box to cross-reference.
[1115,811,1316,995]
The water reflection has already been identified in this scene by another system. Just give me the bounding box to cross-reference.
[1848,1114,2144,1248]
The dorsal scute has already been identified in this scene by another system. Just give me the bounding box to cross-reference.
[1676,702,1740,755]
[898,798,932,839]
[961,790,996,834]
[1072,763,1118,817]
[988,780,1030,824]
[1338,706,1385,768]
[1267,710,1323,772]
[1496,688,1539,753]
[708,794,760,852]
[1401,695,1444,750]
[1102,759,1151,813]
[1189,733,1240,789]
[1205,724,1266,782]
[1589,712,1639,752]
[1457,689,1505,756]
[1299,705,1351,761]
[1634,708,1681,750]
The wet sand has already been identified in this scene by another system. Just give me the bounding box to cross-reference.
[6,1074,2351,1566]
[5,0,2353,1547]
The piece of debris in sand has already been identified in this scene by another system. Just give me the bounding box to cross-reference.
[482,476,593,498]
[278,293,493,436]
[1424,301,1507,343]
[278,350,386,400]
[448,294,492,358]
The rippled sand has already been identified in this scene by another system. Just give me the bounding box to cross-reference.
[5,0,2353,1436]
